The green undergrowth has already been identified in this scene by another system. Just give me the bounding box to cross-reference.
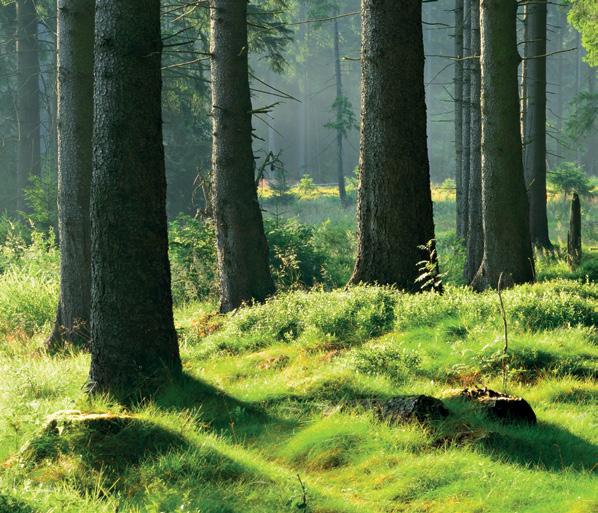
[1,280,597,513]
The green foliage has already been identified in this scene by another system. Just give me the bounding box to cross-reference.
[295,174,316,197]
[168,215,218,305]
[324,95,359,138]
[351,343,421,384]
[568,0,598,66]
[548,162,592,196]
[22,173,57,233]
[565,91,598,143]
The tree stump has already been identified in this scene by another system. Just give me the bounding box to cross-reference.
[378,395,449,424]
[462,387,537,424]
[567,193,582,270]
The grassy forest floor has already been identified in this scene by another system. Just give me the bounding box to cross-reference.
[0,190,596,513]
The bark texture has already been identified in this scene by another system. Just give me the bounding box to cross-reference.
[210,0,275,313]
[454,0,465,239]
[89,0,181,393]
[567,193,581,270]
[465,0,483,284]
[472,0,535,290]
[524,0,552,249]
[461,0,472,241]
[350,0,438,291]
[47,0,94,349]
[333,16,347,205]
[16,0,40,213]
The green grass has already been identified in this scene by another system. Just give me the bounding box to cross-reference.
[0,194,597,512]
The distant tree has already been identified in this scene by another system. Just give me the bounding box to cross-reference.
[472,0,535,290]
[350,0,439,291]
[210,0,276,312]
[16,0,40,213]
[89,0,181,393]
[523,0,552,250]
[465,0,483,284]
[46,0,94,349]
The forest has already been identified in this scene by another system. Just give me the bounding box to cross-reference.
[0,0,596,512]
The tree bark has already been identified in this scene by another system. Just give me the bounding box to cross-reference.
[465,0,483,284]
[472,0,535,291]
[461,0,472,241]
[350,0,439,291]
[454,0,465,239]
[47,0,94,350]
[89,0,181,394]
[210,0,275,313]
[524,0,552,249]
[333,16,347,205]
[16,0,40,213]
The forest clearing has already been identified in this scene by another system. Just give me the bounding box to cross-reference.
[0,0,597,512]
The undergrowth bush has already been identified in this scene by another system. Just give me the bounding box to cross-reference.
[351,344,421,384]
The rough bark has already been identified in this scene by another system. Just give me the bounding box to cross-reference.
[472,0,535,291]
[46,0,94,350]
[16,0,40,213]
[454,0,465,239]
[465,0,483,284]
[461,0,472,241]
[333,16,347,205]
[89,0,181,394]
[567,193,581,270]
[210,0,275,312]
[524,0,552,249]
[350,0,439,291]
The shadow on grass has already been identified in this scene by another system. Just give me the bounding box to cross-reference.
[443,397,598,472]
[0,493,36,513]
[155,372,298,440]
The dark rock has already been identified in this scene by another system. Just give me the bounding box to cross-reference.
[378,395,449,424]
[462,387,537,425]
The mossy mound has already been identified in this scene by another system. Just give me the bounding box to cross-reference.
[18,410,188,473]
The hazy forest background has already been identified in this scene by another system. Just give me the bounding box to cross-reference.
[0,1,596,512]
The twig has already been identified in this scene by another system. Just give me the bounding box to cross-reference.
[497,272,509,391]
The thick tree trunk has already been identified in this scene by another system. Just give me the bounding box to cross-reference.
[210,0,275,313]
[567,193,581,269]
[333,16,347,205]
[16,0,40,213]
[461,0,472,241]
[350,0,439,291]
[524,0,552,249]
[47,0,94,350]
[454,0,465,239]
[89,0,181,394]
[472,0,535,291]
[465,0,483,284]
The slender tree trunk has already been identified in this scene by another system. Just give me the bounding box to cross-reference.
[210,0,275,312]
[47,0,94,349]
[520,2,528,155]
[524,0,552,249]
[454,0,465,238]
[461,0,472,241]
[472,0,535,291]
[89,0,181,394]
[350,0,439,291]
[465,0,483,284]
[16,0,40,213]
[333,16,347,205]
[567,193,581,269]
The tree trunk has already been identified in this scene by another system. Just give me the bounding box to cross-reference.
[465,0,483,284]
[89,0,181,394]
[567,193,581,270]
[454,0,465,239]
[350,0,439,291]
[524,0,552,249]
[210,0,275,313]
[16,0,40,213]
[472,0,535,291]
[47,0,94,350]
[333,16,347,205]
[461,0,472,241]
[520,2,528,155]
